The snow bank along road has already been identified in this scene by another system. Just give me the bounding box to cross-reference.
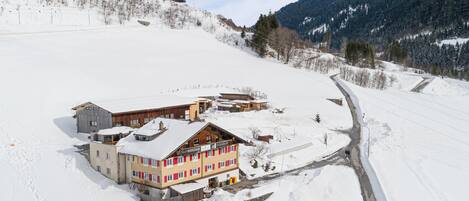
[331,75,387,201]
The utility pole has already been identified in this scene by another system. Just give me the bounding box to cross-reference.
[17,5,20,24]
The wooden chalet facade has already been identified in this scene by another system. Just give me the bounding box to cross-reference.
[72,96,200,133]
[117,118,247,200]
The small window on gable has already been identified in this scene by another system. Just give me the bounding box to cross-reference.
[194,138,199,146]
[206,135,212,143]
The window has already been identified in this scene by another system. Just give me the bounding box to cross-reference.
[206,164,214,172]
[106,153,109,160]
[143,158,148,166]
[132,155,135,162]
[96,150,100,157]
[206,135,212,143]
[106,168,111,175]
[132,171,137,177]
[219,161,225,168]
[167,175,173,181]
[191,153,198,162]
[152,159,157,167]
[144,118,150,124]
[178,156,184,164]
[191,168,198,175]
[90,121,98,126]
[130,119,139,126]
[178,172,184,179]
[193,139,200,146]
[166,158,173,166]
[97,165,101,172]
[170,113,174,119]
[144,172,149,180]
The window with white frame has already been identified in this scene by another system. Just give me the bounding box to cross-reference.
[167,158,173,166]
[167,174,173,181]
[178,172,184,179]
[230,159,235,165]
[96,150,100,157]
[144,172,149,180]
[206,135,212,143]
[90,121,98,126]
[194,139,200,146]
[230,145,235,152]
[219,161,225,168]
[191,153,198,161]
[191,168,198,175]
[178,156,184,164]
[130,119,139,126]
[132,171,137,177]
[207,164,214,171]
[152,159,157,167]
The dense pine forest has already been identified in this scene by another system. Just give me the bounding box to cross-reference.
[276,0,469,79]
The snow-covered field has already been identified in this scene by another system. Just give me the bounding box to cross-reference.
[209,165,362,201]
[0,20,353,201]
[344,75,469,201]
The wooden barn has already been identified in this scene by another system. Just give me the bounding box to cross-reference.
[72,96,200,133]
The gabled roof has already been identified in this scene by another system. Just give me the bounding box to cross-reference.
[72,95,196,114]
[117,118,247,160]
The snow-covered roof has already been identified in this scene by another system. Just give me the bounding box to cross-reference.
[117,118,207,159]
[232,100,251,104]
[117,118,247,160]
[76,95,196,114]
[170,182,205,194]
[97,126,136,136]
[250,99,268,103]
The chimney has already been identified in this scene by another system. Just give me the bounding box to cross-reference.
[159,121,165,131]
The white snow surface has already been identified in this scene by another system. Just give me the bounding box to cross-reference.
[88,95,197,114]
[436,37,469,47]
[209,165,362,201]
[344,77,469,201]
[97,126,136,135]
[0,21,352,201]
[169,182,205,194]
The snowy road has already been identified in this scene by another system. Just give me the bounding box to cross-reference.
[331,75,386,201]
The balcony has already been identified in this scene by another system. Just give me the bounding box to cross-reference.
[179,139,233,155]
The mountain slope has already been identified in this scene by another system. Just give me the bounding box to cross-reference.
[276,0,469,70]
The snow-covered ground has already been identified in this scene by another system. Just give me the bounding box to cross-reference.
[209,165,362,201]
[343,74,469,201]
[0,14,353,201]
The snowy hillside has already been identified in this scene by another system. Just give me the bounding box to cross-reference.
[0,1,360,201]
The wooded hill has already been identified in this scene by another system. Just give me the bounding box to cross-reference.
[276,0,469,75]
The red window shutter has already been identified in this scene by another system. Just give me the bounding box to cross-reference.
[205,151,208,158]
[164,176,167,183]
[184,171,187,177]
[149,174,152,181]
[205,165,207,172]
[225,146,228,153]
[157,160,160,167]
[190,170,193,176]
[234,144,237,151]
[234,158,237,164]
[149,160,152,166]
[173,157,177,165]
[213,163,215,170]
[198,167,200,174]
[184,155,187,162]
[190,155,193,161]
[226,160,229,166]
[198,153,200,159]
[140,157,143,164]
[218,148,221,155]
[212,149,215,156]
[164,160,167,167]
[174,173,178,180]
[157,176,160,183]
[218,162,221,168]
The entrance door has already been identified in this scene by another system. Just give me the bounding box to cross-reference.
[208,177,218,188]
